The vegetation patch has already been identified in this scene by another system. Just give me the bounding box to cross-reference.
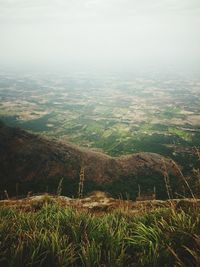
[1,203,200,267]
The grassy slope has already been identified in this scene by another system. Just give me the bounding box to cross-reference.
[1,200,200,267]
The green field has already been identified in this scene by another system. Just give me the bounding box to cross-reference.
[0,72,200,167]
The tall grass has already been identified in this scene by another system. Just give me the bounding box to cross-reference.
[1,203,200,267]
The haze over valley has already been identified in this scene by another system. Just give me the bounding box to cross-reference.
[1,1,200,266]
[0,70,199,167]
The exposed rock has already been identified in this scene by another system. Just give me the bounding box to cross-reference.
[1,193,200,213]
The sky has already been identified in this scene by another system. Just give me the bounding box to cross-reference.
[0,0,200,71]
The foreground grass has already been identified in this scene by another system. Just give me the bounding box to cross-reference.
[0,203,200,267]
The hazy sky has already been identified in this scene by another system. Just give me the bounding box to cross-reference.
[0,0,200,71]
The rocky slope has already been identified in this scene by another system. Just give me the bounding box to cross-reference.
[1,192,199,213]
[0,122,178,199]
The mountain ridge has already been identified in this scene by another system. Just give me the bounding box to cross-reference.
[0,121,178,199]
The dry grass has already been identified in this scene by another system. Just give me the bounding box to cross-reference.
[1,201,200,267]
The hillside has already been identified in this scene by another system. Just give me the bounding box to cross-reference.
[0,122,179,199]
[1,195,200,267]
